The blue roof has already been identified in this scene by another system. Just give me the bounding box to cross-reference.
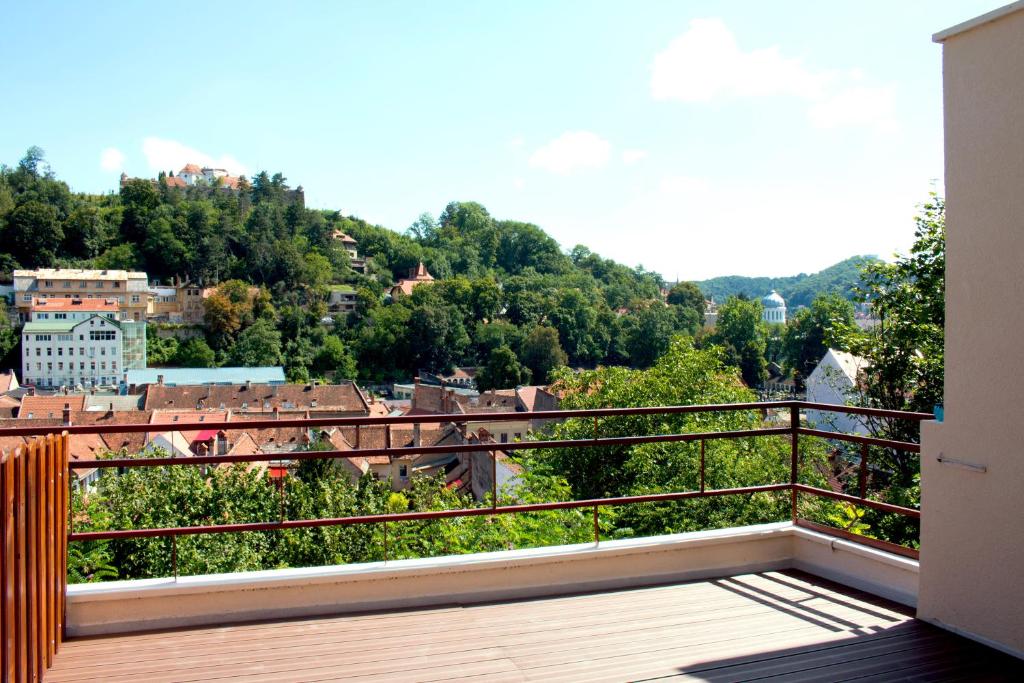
[124,367,286,386]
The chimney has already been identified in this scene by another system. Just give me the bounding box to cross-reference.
[273,406,280,420]
[413,423,421,448]
[157,374,165,386]
[245,379,252,390]
[62,403,72,427]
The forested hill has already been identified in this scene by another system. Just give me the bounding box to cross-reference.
[0,147,708,383]
[695,256,880,309]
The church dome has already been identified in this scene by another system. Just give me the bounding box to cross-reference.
[762,290,786,309]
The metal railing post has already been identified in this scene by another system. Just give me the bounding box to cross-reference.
[593,507,599,544]
[790,404,800,523]
[699,439,706,493]
[859,443,869,499]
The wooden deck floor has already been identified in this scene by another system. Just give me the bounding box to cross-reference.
[48,570,1022,682]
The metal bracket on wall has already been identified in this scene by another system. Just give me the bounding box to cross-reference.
[936,454,987,473]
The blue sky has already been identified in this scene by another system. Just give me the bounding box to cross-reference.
[0,1,997,280]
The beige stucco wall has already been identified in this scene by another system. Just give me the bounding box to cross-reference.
[919,4,1024,657]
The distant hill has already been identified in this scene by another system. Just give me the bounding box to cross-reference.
[695,256,880,309]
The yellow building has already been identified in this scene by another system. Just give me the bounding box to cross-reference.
[12,268,152,322]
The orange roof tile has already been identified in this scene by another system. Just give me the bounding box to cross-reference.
[18,395,86,418]
[31,298,119,312]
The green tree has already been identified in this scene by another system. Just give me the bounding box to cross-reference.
[5,200,63,266]
[313,335,358,380]
[782,294,856,389]
[227,319,282,367]
[173,337,217,368]
[710,296,768,387]
[519,326,568,384]
[666,281,706,318]
[475,345,530,391]
[622,303,679,368]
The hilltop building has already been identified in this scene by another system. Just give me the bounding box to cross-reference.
[390,262,434,297]
[20,298,147,389]
[761,290,787,324]
[121,163,242,190]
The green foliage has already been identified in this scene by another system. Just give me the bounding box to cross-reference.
[227,319,282,367]
[708,296,768,387]
[146,334,180,366]
[666,281,706,318]
[519,325,568,384]
[781,294,856,388]
[697,256,880,308]
[312,335,357,380]
[475,345,530,391]
[173,337,217,368]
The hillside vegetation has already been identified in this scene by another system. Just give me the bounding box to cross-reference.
[696,256,880,308]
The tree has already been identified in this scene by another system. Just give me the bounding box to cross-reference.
[844,195,945,480]
[5,200,63,266]
[475,346,530,391]
[710,296,768,387]
[227,320,282,367]
[173,338,217,368]
[519,326,568,384]
[406,305,469,375]
[622,303,679,368]
[313,335,357,380]
[782,294,856,389]
[666,282,706,318]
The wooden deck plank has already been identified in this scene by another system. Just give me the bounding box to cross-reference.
[47,570,1022,683]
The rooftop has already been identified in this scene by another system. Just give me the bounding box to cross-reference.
[31,298,120,312]
[13,268,148,280]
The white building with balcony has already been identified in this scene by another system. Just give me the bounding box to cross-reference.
[20,299,147,389]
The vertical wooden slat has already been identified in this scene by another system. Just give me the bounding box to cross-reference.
[27,438,41,683]
[14,446,29,683]
[57,432,68,647]
[45,434,56,666]
[36,437,48,680]
[59,433,69,645]
[1,452,14,683]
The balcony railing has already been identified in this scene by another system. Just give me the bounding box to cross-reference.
[0,400,929,681]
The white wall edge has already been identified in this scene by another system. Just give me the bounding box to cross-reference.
[919,616,1024,660]
[66,521,922,636]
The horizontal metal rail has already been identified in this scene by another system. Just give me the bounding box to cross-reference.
[69,484,792,542]
[0,400,933,439]
[0,400,930,563]
[68,427,793,469]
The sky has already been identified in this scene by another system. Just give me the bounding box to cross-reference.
[0,1,999,280]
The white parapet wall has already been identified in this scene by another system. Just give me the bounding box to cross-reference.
[66,521,918,636]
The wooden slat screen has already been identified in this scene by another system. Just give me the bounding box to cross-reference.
[0,432,68,682]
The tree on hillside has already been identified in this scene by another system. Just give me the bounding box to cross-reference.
[173,338,217,368]
[667,282,706,318]
[709,296,768,387]
[227,319,282,367]
[782,294,856,389]
[519,326,568,384]
[475,345,530,391]
[313,335,357,380]
[622,303,678,368]
[845,195,945,468]
[6,200,62,266]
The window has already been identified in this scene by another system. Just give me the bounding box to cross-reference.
[500,433,509,443]
[79,335,84,341]
[47,363,52,371]
[22,293,31,302]
[46,348,52,356]
[63,281,71,288]
[79,362,84,370]
[111,361,117,370]
[44,280,53,287]
[57,334,72,341]
[100,348,105,356]
[514,433,522,441]
[35,348,40,357]
[79,347,84,355]
[58,362,63,370]
[90,362,96,370]
[113,281,121,289]
[55,313,66,319]
[35,334,51,342]
[38,313,48,320]
[68,348,73,356]
[89,330,116,341]
[96,282,104,289]
[100,362,106,370]
[57,348,62,356]
[131,295,139,303]
[36,363,41,371]
[398,465,408,478]
[79,281,87,289]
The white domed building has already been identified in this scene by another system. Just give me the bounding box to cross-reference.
[762,290,787,324]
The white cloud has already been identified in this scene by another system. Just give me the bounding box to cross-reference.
[529,131,611,175]
[142,137,249,176]
[512,177,526,190]
[99,147,125,172]
[808,85,898,132]
[622,149,649,165]
[651,18,897,132]
[651,18,827,103]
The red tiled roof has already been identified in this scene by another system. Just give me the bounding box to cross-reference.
[143,382,370,413]
[18,395,86,418]
[181,164,201,174]
[165,176,188,188]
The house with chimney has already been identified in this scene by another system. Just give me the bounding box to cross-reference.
[389,262,434,298]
